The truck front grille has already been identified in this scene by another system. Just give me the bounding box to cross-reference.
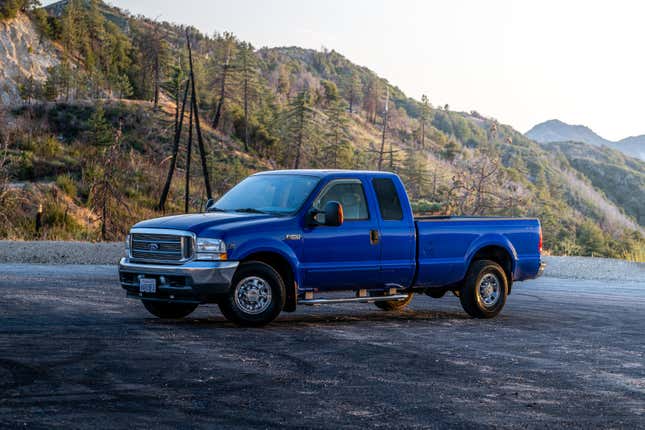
[131,232,193,263]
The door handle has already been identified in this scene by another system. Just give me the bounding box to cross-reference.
[370,229,379,245]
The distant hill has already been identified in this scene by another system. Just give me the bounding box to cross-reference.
[526,119,645,161]
[614,136,645,162]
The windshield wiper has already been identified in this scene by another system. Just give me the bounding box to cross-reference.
[233,208,268,214]
[207,206,227,212]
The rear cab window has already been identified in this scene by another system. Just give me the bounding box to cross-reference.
[372,178,403,220]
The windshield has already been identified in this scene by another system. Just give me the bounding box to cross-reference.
[210,174,320,215]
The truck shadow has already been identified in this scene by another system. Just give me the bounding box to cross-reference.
[145,309,471,328]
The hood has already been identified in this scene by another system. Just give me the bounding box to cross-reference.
[132,212,277,235]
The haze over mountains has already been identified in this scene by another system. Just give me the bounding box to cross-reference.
[526,119,645,161]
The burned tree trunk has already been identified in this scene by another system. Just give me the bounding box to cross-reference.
[158,77,191,211]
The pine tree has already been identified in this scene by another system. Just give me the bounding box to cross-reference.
[237,41,261,151]
[345,73,362,114]
[281,89,324,169]
[88,105,113,149]
[211,32,238,129]
[323,99,351,168]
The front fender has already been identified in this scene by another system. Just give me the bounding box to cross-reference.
[229,238,302,287]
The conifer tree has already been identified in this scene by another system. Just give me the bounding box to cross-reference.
[281,89,324,169]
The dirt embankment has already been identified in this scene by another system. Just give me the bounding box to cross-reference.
[0,13,60,105]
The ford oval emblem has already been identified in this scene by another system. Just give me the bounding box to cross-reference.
[149,243,159,250]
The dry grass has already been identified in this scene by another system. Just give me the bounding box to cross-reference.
[622,241,645,263]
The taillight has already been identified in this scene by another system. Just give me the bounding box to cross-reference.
[538,226,543,253]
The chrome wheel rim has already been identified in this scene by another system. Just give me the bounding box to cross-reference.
[234,276,272,315]
[478,273,500,307]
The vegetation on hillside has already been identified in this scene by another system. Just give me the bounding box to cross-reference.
[0,1,643,261]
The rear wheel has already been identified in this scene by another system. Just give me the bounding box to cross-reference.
[373,292,414,311]
[218,261,285,327]
[459,259,508,318]
[142,301,198,319]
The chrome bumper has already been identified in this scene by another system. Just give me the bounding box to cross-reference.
[118,258,239,302]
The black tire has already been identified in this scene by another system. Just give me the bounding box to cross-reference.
[373,292,414,311]
[218,261,285,327]
[459,259,508,318]
[142,301,198,319]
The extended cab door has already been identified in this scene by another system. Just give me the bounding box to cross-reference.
[371,177,416,288]
[301,178,381,290]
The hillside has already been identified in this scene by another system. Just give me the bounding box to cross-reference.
[0,1,643,260]
[542,141,645,226]
[526,119,645,161]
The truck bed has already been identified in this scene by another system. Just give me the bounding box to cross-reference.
[413,217,542,287]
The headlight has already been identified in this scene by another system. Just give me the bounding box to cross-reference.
[196,238,227,261]
[125,234,131,256]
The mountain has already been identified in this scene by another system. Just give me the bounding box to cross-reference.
[526,119,611,147]
[614,136,645,161]
[526,119,645,161]
[0,2,643,261]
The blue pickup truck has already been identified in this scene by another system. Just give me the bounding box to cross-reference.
[119,170,545,326]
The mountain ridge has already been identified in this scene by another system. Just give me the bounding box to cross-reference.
[526,119,645,161]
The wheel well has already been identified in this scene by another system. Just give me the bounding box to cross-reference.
[242,252,297,311]
[470,246,514,291]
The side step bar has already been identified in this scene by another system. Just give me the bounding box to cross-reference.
[298,294,409,306]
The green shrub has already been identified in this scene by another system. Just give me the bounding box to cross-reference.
[56,174,77,197]
[34,136,62,158]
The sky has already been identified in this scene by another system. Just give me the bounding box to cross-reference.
[43,0,645,140]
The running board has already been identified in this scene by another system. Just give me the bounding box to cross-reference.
[298,294,409,306]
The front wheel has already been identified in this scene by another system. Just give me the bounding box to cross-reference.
[142,301,198,319]
[459,259,508,318]
[218,261,285,327]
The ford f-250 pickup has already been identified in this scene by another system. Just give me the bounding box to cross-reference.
[119,170,545,326]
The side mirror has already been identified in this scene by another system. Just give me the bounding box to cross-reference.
[204,198,216,212]
[323,201,343,226]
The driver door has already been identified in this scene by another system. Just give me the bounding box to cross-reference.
[301,179,381,290]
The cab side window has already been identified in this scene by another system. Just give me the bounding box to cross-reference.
[372,178,404,220]
[315,181,369,221]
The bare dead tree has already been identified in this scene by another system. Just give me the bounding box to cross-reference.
[187,30,212,199]
[158,76,191,211]
[377,87,389,170]
[185,91,193,213]
[447,156,525,216]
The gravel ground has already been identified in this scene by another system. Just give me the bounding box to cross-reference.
[0,241,123,264]
[0,253,643,429]
[543,255,644,281]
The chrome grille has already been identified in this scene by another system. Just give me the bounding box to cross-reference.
[130,231,193,263]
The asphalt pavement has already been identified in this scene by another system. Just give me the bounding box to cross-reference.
[0,261,643,429]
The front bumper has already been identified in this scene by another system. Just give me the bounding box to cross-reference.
[119,258,239,303]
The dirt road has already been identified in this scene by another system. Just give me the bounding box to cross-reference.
[0,260,643,429]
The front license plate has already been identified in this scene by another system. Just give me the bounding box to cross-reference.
[139,278,157,293]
